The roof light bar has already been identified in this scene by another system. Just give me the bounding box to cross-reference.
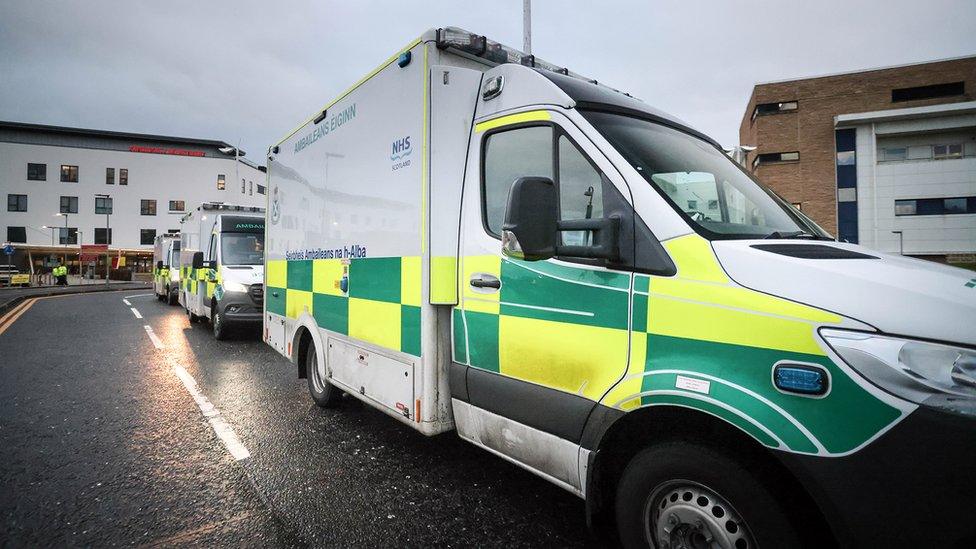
[434,26,632,99]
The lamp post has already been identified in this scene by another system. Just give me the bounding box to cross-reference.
[95,193,111,285]
[40,225,54,246]
[55,212,70,266]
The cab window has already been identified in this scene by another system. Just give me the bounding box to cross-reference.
[557,135,604,246]
[482,125,552,235]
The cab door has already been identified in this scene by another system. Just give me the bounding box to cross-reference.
[453,109,635,491]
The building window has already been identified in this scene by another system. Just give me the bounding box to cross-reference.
[707,199,719,210]
[140,199,157,215]
[95,196,113,215]
[791,202,803,211]
[934,144,963,160]
[7,226,27,243]
[895,196,976,216]
[106,167,115,185]
[59,227,78,245]
[119,168,128,185]
[687,200,698,210]
[241,178,246,193]
[249,181,253,196]
[140,229,157,245]
[752,151,799,168]
[60,165,79,183]
[881,147,907,162]
[752,100,798,120]
[257,184,266,195]
[94,228,113,245]
[892,81,964,103]
[27,163,46,181]
[169,200,185,212]
[217,174,226,190]
[60,196,78,214]
[7,194,28,212]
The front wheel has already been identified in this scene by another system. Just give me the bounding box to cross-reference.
[306,343,341,408]
[614,441,803,549]
[212,305,228,340]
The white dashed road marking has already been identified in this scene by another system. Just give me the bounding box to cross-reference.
[130,307,143,319]
[124,293,154,299]
[143,325,164,349]
[122,299,131,305]
[173,365,251,461]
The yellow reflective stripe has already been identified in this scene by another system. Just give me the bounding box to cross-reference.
[430,256,457,304]
[312,259,345,296]
[273,37,424,147]
[647,296,826,356]
[499,316,629,401]
[651,278,841,324]
[285,289,312,319]
[348,298,400,350]
[400,256,422,307]
[266,259,287,288]
[475,110,551,133]
[664,234,729,283]
[461,255,501,314]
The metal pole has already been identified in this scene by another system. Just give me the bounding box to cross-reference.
[523,0,532,54]
[892,231,904,255]
[106,209,110,285]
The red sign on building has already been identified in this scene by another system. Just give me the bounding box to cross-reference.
[80,244,109,262]
[129,145,205,157]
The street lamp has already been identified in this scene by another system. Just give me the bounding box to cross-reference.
[40,225,55,246]
[55,212,70,265]
[95,193,111,285]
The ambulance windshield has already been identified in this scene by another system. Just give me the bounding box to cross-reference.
[583,111,831,241]
[221,233,264,265]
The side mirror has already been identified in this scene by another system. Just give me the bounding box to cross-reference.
[502,177,557,261]
[501,176,621,262]
[156,260,164,270]
[191,251,205,270]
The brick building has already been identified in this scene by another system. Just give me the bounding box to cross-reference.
[739,56,976,264]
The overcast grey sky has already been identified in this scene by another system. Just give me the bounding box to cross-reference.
[1,1,974,156]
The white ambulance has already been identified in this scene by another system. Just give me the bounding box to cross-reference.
[179,202,265,340]
[264,28,976,547]
[152,233,181,305]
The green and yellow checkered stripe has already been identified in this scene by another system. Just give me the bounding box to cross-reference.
[266,257,422,356]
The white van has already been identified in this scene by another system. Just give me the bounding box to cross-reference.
[179,202,265,339]
[152,233,181,305]
[264,28,976,548]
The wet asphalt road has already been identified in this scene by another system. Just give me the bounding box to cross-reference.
[0,291,595,547]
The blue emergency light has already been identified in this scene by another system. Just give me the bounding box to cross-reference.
[774,364,828,396]
[397,51,412,68]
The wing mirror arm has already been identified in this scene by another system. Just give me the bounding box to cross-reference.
[555,216,620,261]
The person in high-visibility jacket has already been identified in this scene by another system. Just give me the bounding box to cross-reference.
[54,263,67,286]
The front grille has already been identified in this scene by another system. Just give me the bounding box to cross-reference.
[249,283,264,305]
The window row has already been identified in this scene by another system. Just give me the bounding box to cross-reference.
[7,195,186,214]
[5,226,161,245]
[879,143,971,162]
[751,100,798,121]
[891,81,964,103]
[894,196,976,216]
[26,163,128,185]
[752,151,799,168]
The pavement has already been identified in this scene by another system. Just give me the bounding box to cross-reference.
[0,291,595,547]
[0,281,151,313]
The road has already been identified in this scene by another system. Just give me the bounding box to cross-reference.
[0,292,594,547]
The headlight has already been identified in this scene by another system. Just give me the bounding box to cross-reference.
[821,329,976,416]
[223,281,248,293]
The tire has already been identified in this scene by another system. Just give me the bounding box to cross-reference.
[212,303,228,340]
[167,289,178,306]
[306,343,341,408]
[614,441,803,549]
[187,306,200,324]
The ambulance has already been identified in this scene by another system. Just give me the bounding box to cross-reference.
[179,202,265,340]
[152,233,181,305]
[264,28,976,547]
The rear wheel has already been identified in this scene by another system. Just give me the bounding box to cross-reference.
[306,343,341,408]
[187,305,201,324]
[167,287,178,306]
[614,441,803,549]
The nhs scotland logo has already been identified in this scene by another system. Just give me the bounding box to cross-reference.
[391,136,412,171]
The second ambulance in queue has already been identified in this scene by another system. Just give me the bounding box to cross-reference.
[263,27,976,548]
[152,233,181,305]
[179,202,266,339]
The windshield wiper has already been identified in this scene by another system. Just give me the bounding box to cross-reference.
[764,230,827,240]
